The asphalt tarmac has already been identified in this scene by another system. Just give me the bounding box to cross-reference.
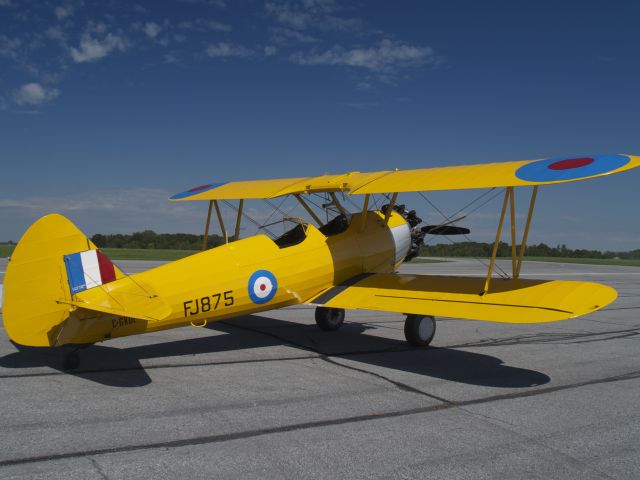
[1,257,639,479]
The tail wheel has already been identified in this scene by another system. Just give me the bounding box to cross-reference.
[315,307,345,331]
[404,314,436,347]
[63,351,80,370]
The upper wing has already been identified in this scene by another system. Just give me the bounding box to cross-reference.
[170,154,640,200]
[308,273,617,323]
[170,172,390,201]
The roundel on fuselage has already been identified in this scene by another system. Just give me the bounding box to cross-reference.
[248,270,278,304]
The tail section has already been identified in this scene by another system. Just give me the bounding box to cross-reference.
[3,214,169,347]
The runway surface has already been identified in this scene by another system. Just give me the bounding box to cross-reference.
[1,257,639,479]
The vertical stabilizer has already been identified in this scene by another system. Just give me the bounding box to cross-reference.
[2,214,124,347]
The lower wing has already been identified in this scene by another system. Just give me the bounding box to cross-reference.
[308,273,616,323]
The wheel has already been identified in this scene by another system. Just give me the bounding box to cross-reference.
[315,307,345,331]
[63,351,80,370]
[404,314,436,347]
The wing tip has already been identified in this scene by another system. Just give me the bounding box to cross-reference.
[169,182,227,201]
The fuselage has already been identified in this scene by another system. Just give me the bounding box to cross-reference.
[56,210,410,345]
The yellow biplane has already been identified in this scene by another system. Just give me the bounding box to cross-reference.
[3,154,639,369]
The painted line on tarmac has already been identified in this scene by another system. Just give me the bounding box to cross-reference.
[0,354,321,380]
[1,369,639,468]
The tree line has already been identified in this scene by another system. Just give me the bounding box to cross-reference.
[420,241,640,259]
[91,230,224,250]
[89,230,639,259]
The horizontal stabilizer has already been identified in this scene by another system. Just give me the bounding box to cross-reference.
[309,273,617,323]
[60,275,172,322]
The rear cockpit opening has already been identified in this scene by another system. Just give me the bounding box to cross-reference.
[274,222,308,248]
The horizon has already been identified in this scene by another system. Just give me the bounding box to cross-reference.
[1,1,639,250]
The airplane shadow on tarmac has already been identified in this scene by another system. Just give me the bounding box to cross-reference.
[0,314,550,389]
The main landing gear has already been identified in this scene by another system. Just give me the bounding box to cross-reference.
[315,307,345,331]
[404,314,436,347]
[314,307,436,347]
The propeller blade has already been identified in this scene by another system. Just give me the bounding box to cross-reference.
[421,225,470,235]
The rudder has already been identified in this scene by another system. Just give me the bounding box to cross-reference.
[2,214,124,347]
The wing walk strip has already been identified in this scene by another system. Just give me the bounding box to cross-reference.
[311,273,373,305]
[1,369,639,468]
[373,294,574,315]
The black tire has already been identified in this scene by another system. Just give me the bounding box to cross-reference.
[315,307,345,331]
[404,314,436,347]
[63,351,80,370]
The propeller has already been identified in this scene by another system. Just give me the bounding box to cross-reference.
[381,203,471,261]
[421,225,470,235]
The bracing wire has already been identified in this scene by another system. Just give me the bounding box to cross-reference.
[262,196,290,227]
[222,200,277,238]
[341,191,362,212]
[305,194,327,212]
[371,194,381,210]
[418,188,511,279]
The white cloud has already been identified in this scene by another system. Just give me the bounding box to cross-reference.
[54,5,73,20]
[269,26,319,45]
[143,21,162,39]
[264,45,278,56]
[164,53,179,64]
[266,1,311,29]
[0,189,221,239]
[0,189,174,213]
[206,42,253,58]
[70,31,126,63]
[45,26,66,42]
[343,101,379,109]
[291,39,435,73]
[179,0,227,7]
[178,19,232,32]
[0,35,21,60]
[13,83,59,106]
[199,19,232,32]
[265,0,361,32]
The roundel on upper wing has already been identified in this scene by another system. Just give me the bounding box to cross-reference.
[515,154,630,183]
[248,270,278,304]
[170,182,227,200]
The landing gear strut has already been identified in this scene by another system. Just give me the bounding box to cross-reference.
[404,314,436,347]
[315,307,345,331]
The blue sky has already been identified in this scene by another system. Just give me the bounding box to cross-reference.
[1,0,639,250]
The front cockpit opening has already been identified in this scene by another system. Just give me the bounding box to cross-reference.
[318,213,350,237]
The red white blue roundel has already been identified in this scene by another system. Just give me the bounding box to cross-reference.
[515,154,630,183]
[170,182,227,200]
[248,270,278,304]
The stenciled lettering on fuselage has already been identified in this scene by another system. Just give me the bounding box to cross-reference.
[183,290,234,317]
[112,317,137,329]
